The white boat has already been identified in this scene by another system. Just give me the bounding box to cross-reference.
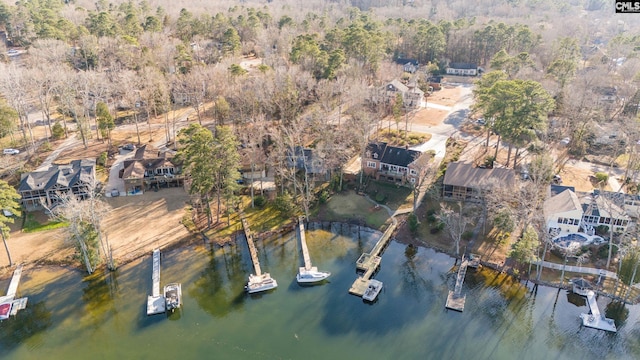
[362,279,383,302]
[296,267,331,283]
[245,273,278,294]
[164,283,182,312]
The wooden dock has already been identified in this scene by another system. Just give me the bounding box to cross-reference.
[241,214,277,292]
[241,216,262,276]
[297,217,312,271]
[445,256,469,312]
[348,222,396,297]
[146,249,166,315]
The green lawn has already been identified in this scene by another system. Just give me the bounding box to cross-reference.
[364,180,413,211]
[316,191,390,230]
[22,214,68,233]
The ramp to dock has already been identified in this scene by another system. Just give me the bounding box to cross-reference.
[580,290,617,332]
[445,257,468,312]
[6,264,23,299]
[147,249,165,315]
[349,222,396,297]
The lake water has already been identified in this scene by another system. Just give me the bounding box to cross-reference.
[2,225,640,360]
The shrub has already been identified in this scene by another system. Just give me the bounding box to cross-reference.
[274,193,294,216]
[253,195,267,208]
[430,221,444,234]
[318,190,329,204]
[462,230,474,241]
[597,244,617,259]
[595,225,609,236]
[52,122,65,140]
[408,213,419,234]
[595,172,609,184]
[97,152,108,167]
[375,192,386,203]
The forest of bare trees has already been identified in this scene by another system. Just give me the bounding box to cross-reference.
[1,0,640,269]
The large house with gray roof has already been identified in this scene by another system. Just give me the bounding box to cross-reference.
[18,159,96,210]
[121,145,183,195]
[362,142,432,186]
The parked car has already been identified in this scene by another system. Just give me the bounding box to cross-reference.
[121,144,135,151]
[476,118,486,125]
[3,148,19,155]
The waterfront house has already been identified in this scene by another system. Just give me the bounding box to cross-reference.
[543,189,583,236]
[363,142,432,186]
[121,145,183,195]
[543,188,632,236]
[442,161,516,201]
[19,159,96,210]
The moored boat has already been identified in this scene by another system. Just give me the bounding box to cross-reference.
[362,279,383,302]
[164,283,182,312]
[0,302,12,321]
[296,267,331,283]
[245,273,278,293]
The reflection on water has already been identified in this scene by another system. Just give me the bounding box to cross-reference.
[2,226,640,359]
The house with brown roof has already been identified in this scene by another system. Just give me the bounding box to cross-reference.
[363,142,432,186]
[18,159,96,210]
[121,145,183,195]
[442,162,516,201]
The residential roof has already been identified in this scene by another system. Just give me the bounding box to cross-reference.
[580,192,629,221]
[386,79,409,93]
[442,162,516,189]
[449,62,477,70]
[122,147,178,180]
[543,189,582,218]
[550,184,576,197]
[395,58,419,66]
[19,159,95,192]
[366,142,422,167]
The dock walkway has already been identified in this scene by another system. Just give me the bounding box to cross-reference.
[146,249,165,315]
[241,216,262,276]
[297,217,312,271]
[349,222,396,297]
[446,256,469,312]
[580,290,617,332]
[241,214,277,293]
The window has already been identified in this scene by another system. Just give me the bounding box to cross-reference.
[410,178,416,184]
[367,161,376,169]
[410,169,417,176]
[390,165,398,171]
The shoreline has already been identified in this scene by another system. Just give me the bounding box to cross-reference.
[2,216,637,306]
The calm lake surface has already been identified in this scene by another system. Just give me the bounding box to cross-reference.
[2,225,640,360]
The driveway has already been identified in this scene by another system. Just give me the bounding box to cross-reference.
[105,149,137,197]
